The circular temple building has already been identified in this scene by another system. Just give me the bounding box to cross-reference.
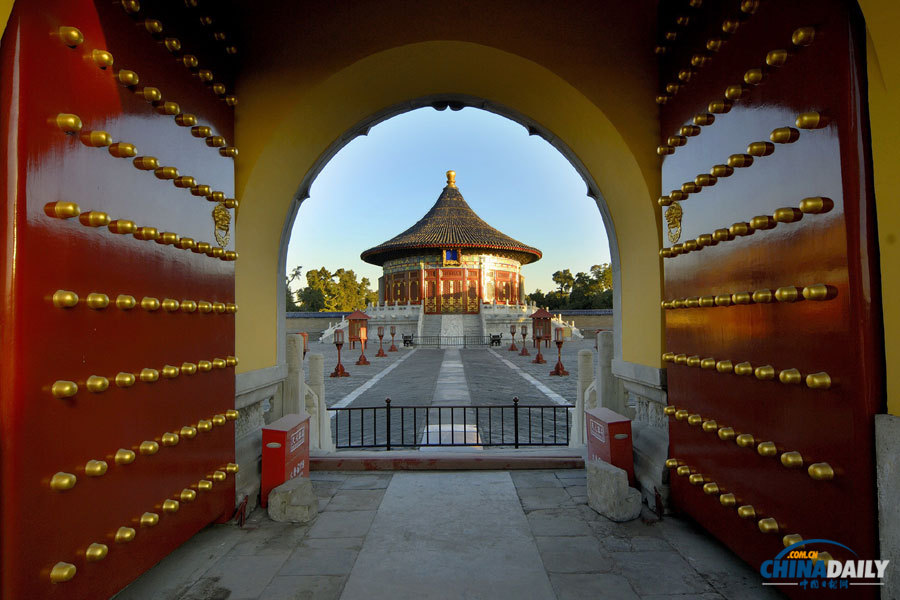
[361,171,541,314]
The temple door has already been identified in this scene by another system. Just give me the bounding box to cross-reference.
[423,270,438,314]
[466,270,480,314]
[0,1,239,597]
[439,269,463,314]
[658,0,882,591]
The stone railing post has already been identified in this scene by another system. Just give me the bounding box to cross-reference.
[307,353,333,452]
[285,334,305,415]
[596,331,620,414]
[570,349,594,447]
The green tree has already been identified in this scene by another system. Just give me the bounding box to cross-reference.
[527,289,546,306]
[589,263,613,291]
[530,263,614,310]
[551,269,575,293]
[297,287,326,311]
[302,267,377,311]
[285,265,302,311]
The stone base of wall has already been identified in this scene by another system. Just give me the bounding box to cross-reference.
[611,359,669,513]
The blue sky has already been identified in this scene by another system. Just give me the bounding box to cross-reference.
[285,107,611,294]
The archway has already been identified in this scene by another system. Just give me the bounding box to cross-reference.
[233,41,664,393]
[275,96,621,364]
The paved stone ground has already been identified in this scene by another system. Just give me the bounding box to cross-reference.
[308,339,595,411]
[503,338,595,403]
[328,347,572,448]
[304,342,414,406]
[315,339,593,449]
[114,470,781,600]
[462,349,548,405]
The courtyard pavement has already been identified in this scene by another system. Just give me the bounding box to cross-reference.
[306,338,593,410]
[311,338,593,450]
[115,470,782,600]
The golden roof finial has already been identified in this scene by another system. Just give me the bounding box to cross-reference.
[446,170,457,188]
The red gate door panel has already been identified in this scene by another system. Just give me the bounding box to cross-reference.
[658,0,882,592]
[0,1,238,598]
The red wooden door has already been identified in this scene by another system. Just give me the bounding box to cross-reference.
[658,0,882,594]
[424,269,438,313]
[441,269,463,313]
[0,1,239,597]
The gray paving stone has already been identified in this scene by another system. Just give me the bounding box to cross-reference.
[306,343,413,406]
[611,550,713,596]
[511,470,564,488]
[499,339,595,403]
[630,535,674,552]
[278,537,364,576]
[657,518,779,599]
[555,469,587,479]
[309,471,348,482]
[307,510,376,538]
[257,575,346,600]
[702,579,781,600]
[312,481,342,497]
[564,484,587,497]
[227,522,309,556]
[324,489,385,512]
[517,486,574,510]
[536,535,610,573]
[340,349,443,408]
[550,573,640,600]
[340,472,556,600]
[115,470,782,600]
[462,349,548,405]
[339,474,392,490]
[187,554,288,600]
[312,480,342,512]
[526,508,591,536]
[599,535,633,552]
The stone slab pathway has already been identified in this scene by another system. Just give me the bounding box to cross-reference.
[340,472,556,600]
[114,470,780,600]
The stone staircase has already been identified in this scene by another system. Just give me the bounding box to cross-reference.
[462,314,484,339]
[419,313,484,346]
[421,314,442,337]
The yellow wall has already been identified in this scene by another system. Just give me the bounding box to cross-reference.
[233,40,662,373]
[859,1,900,414]
[0,0,11,41]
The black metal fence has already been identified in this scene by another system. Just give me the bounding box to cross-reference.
[328,398,573,449]
[410,335,501,347]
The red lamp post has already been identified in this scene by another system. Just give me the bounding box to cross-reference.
[330,328,349,377]
[508,323,518,351]
[356,325,370,365]
[388,325,398,352]
[532,331,546,364]
[550,327,569,376]
[376,325,387,357]
[519,323,530,356]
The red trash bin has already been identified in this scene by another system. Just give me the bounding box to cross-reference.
[585,407,635,486]
[261,412,311,507]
